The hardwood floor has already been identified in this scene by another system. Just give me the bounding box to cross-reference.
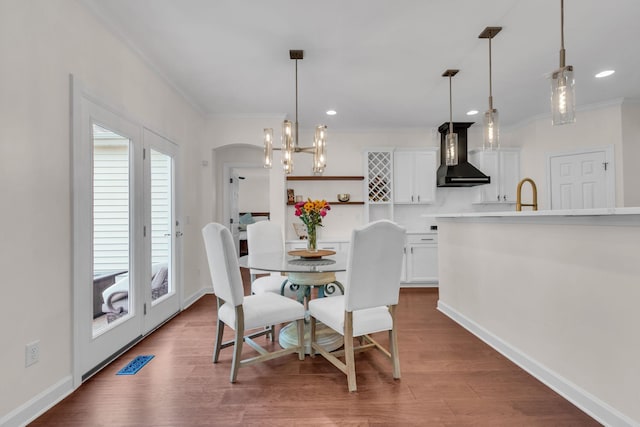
[31,274,600,426]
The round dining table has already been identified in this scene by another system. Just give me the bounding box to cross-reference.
[238,250,346,353]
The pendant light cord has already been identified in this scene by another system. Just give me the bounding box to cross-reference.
[488,36,493,110]
[294,58,299,149]
[559,0,566,67]
[561,0,565,50]
[448,75,453,134]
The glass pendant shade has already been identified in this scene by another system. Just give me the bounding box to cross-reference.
[281,120,294,174]
[312,125,327,174]
[442,70,459,166]
[551,66,575,125]
[262,50,328,174]
[263,128,273,168]
[483,109,499,150]
[445,132,459,166]
[479,27,502,151]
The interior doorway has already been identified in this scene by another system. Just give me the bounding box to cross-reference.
[547,146,615,209]
[215,144,271,255]
[227,166,270,254]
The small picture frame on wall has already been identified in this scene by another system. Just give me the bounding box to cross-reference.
[287,188,295,203]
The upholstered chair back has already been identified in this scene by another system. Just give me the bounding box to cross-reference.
[344,220,405,312]
[202,223,244,307]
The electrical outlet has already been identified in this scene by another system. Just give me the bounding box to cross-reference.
[25,340,40,367]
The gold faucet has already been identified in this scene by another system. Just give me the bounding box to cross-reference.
[516,178,538,211]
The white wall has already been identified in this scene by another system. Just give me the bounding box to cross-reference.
[0,0,204,422]
[621,99,640,207]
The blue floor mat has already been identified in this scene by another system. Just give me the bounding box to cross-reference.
[116,355,154,375]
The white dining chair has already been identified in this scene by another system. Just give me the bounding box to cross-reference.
[246,221,298,299]
[308,220,406,392]
[202,223,305,383]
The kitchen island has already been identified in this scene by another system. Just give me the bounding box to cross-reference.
[427,208,640,427]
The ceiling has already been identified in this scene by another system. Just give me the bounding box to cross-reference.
[81,0,640,131]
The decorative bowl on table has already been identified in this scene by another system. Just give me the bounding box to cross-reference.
[337,193,351,202]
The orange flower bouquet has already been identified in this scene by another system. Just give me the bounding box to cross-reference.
[294,199,330,252]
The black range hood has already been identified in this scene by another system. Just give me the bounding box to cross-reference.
[437,122,490,187]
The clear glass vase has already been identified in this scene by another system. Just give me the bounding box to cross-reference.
[306,223,317,252]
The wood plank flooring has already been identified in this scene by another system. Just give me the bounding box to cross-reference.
[31,274,600,426]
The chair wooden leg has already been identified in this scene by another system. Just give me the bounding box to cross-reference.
[213,319,225,363]
[296,318,305,360]
[230,306,245,383]
[213,297,226,363]
[389,305,401,379]
[270,325,275,342]
[309,316,316,357]
[344,311,357,392]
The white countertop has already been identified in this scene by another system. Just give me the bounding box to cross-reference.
[423,207,640,218]
[422,207,640,226]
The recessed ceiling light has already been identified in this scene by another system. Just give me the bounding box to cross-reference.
[466,110,479,116]
[326,110,337,116]
[595,70,615,78]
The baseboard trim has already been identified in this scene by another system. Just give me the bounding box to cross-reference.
[437,301,637,427]
[182,287,213,310]
[400,282,438,288]
[0,375,74,427]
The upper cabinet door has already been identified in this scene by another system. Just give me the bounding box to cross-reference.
[393,150,437,204]
[413,151,437,204]
[500,150,521,202]
[469,149,520,203]
[393,151,414,203]
[479,151,501,202]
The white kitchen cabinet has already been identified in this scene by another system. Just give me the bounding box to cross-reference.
[393,150,437,204]
[469,148,520,203]
[402,233,438,285]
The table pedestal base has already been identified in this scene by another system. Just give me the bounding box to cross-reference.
[279,321,343,355]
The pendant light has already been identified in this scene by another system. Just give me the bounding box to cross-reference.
[264,50,328,174]
[479,26,502,150]
[442,69,459,166]
[550,0,575,125]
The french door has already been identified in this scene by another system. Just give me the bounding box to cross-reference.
[142,129,180,333]
[72,80,180,383]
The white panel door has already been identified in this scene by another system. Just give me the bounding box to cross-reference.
[550,151,608,209]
